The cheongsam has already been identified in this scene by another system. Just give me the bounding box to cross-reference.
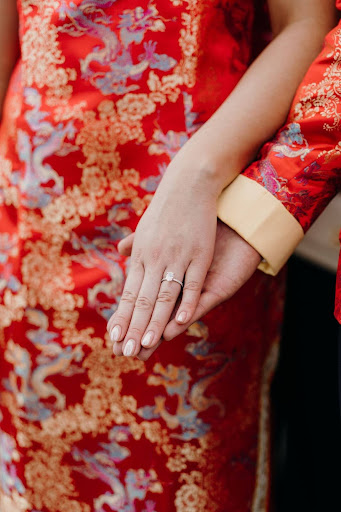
[0,1,285,511]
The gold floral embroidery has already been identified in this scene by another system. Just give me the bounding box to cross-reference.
[76,110,121,172]
[293,27,341,131]
[318,140,341,164]
[116,93,156,121]
[2,323,232,511]
[0,157,19,208]
[53,101,88,123]
[25,450,90,512]
[175,472,209,512]
[175,483,209,512]
[21,0,60,16]
[0,289,27,329]
[6,343,156,510]
[21,240,83,311]
[21,5,76,104]
[173,0,203,88]
[147,70,183,104]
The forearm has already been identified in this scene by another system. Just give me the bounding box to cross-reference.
[0,1,19,119]
[218,20,341,275]
[167,8,336,198]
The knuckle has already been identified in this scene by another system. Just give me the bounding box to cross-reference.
[149,319,162,330]
[148,247,162,263]
[135,295,153,310]
[127,326,143,337]
[180,300,195,311]
[113,313,127,324]
[114,306,133,320]
[191,245,205,259]
[157,290,174,303]
[167,243,182,260]
[120,290,138,304]
[184,280,201,293]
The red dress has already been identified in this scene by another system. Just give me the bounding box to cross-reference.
[0,2,284,511]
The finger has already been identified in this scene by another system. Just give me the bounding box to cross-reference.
[107,260,144,344]
[118,233,135,256]
[139,267,185,350]
[174,260,206,326]
[120,267,163,357]
[163,289,220,341]
[114,336,163,358]
[113,339,124,356]
[137,338,164,362]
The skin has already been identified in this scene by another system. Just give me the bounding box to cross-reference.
[0,1,19,119]
[107,0,337,359]
[113,222,262,360]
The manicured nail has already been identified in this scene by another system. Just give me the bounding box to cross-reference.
[110,325,121,342]
[123,339,135,356]
[177,312,187,323]
[142,331,154,348]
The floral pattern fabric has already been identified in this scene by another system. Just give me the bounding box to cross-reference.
[241,9,341,321]
[0,1,285,511]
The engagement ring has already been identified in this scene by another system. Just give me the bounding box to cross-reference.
[161,272,184,289]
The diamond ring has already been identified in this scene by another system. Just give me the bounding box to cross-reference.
[161,272,184,289]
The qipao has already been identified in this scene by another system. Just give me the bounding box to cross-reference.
[0,1,284,511]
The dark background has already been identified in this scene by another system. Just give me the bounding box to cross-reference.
[272,256,341,511]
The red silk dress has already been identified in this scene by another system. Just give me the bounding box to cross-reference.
[0,2,284,511]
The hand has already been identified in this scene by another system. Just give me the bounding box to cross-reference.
[163,220,262,341]
[112,221,262,360]
[107,162,218,358]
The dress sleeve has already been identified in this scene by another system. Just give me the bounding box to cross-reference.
[217,22,341,275]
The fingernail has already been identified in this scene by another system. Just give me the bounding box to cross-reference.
[142,331,154,348]
[177,312,187,323]
[123,339,135,357]
[110,325,121,342]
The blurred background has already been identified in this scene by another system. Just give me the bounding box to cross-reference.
[272,194,341,511]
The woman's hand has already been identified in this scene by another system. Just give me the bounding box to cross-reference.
[111,220,262,360]
[107,163,218,358]
[162,220,262,341]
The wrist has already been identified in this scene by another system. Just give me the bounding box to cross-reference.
[168,150,233,200]
[168,119,253,197]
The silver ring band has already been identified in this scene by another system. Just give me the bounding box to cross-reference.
[161,271,184,289]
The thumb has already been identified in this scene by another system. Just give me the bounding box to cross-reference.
[118,233,135,256]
